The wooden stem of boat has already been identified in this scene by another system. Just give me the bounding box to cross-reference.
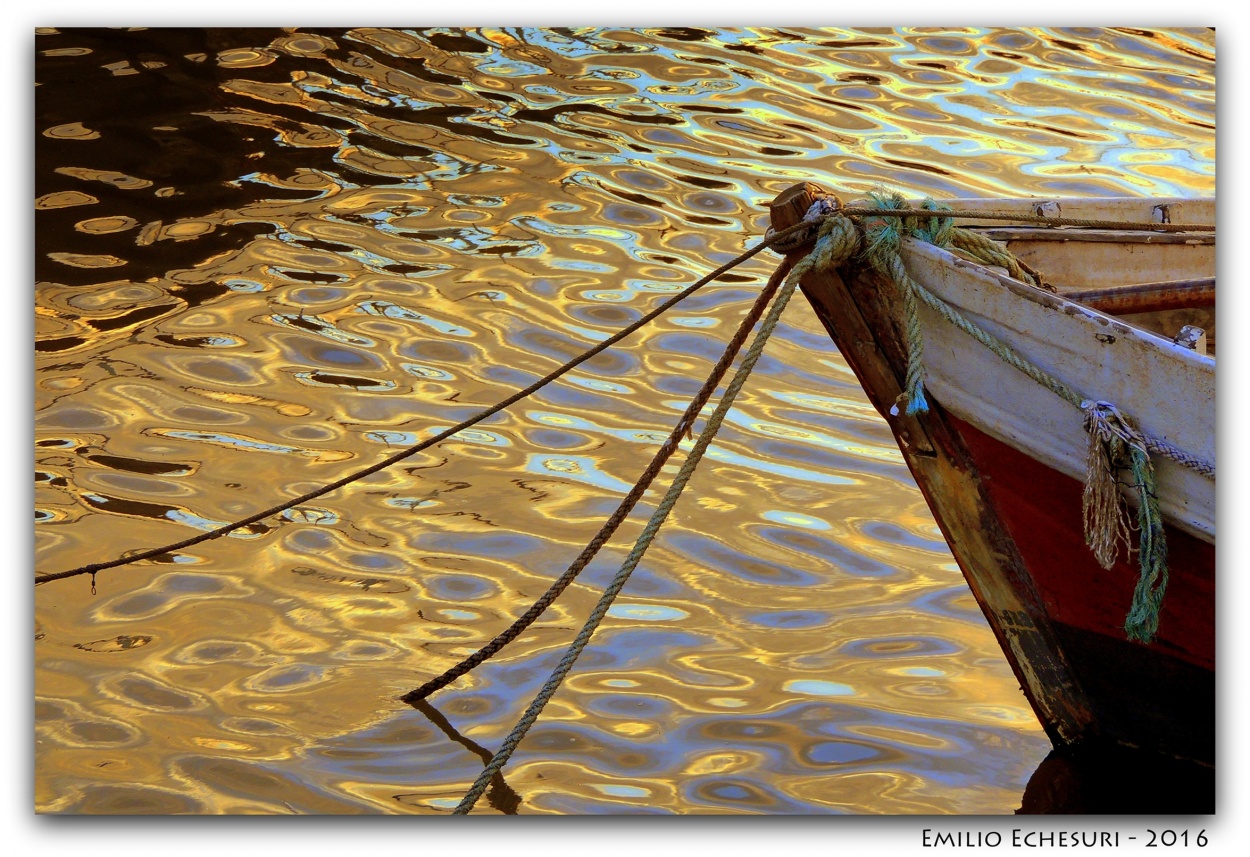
[1062,277,1214,316]
[768,182,1097,747]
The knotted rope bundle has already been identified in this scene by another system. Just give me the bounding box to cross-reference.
[1082,403,1138,570]
[1082,401,1170,643]
[860,191,1052,417]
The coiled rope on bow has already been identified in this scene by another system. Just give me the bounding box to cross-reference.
[824,190,1211,643]
[453,215,862,814]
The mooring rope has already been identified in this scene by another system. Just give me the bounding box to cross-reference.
[401,258,794,705]
[453,214,862,815]
[35,217,820,587]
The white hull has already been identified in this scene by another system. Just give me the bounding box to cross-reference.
[898,237,1215,542]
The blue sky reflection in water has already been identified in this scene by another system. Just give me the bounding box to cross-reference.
[33,26,1214,814]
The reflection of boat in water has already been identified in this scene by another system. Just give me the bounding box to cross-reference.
[768,183,1215,812]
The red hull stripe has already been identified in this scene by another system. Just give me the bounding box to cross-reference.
[949,413,1214,671]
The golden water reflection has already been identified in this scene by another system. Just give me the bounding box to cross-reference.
[35,26,1214,814]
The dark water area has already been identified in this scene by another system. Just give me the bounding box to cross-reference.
[1019,745,1213,815]
[34,26,1215,815]
[36,30,283,287]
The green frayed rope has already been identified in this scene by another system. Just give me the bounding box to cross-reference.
[1125,447,1169,643]
[860,190,1050,416]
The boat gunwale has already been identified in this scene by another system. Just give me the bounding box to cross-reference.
[896,234,1217,373]
[928,195,1215,228]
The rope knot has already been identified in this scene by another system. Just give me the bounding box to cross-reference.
[810,212,860,270]
[803,195,841,224]
[1082,400,1148,448]
[766,194,845,254]
[905,198,955,247]
[790,212,862,285]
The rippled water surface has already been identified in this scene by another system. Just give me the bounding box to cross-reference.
[34,27,1215,814]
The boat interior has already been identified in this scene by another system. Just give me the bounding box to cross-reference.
[950,198,1215,357]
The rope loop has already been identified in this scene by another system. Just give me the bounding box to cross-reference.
[908,197,955,247]
[805,211,861,273]
[860,191,931,415]
[861,190,907,270]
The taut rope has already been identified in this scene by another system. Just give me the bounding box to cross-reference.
[35,217,819,587]
[401,258,794,705]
